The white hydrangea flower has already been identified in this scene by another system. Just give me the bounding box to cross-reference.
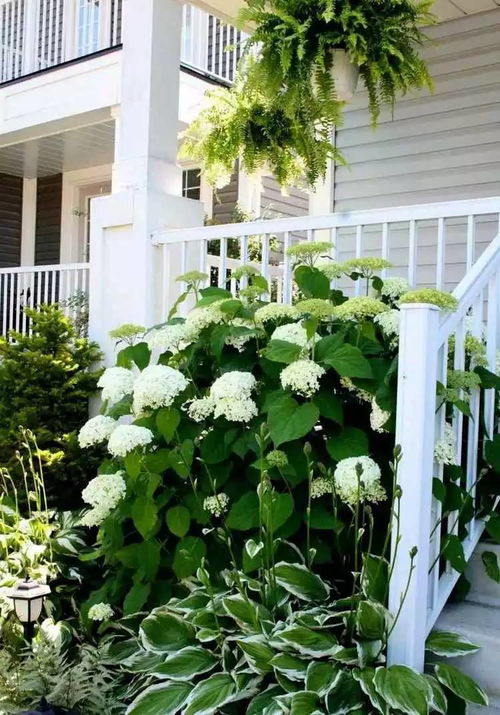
[80,472,127,527]
[271,322,318,349]
[147,323,191,354]
[225,319,255,352]
[78,416,117,448]
[280,360,325,398]
[185,397,215,422]
[204,493,230,517]
[311,477,333,499]
[434,423,457,466]
[374,309,400,347]
[254,304,300,324]
[133,365,189,414]
[370,401,390,434]
[98,367,134,405]
[108,425,154,458]
[213,397,258,423]
[184,302,224,340]
[380,277,410,300]
[211,372,256,400]
[334,457,386,507]
[88,603,114,622]
[340,377,372,403]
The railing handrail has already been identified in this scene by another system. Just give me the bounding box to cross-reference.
[0,262,90,275]
[438,233,500,342]
[153,197,500,245]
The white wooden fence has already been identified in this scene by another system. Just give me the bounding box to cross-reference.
[0,262,89,336]
[153,197,500,670]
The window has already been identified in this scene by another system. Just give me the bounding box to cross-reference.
[77,0,101,57]
[182,168,201,201]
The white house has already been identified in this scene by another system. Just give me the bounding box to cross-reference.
[0,0,498,706]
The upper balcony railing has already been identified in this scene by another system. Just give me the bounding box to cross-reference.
[0,0,243,86]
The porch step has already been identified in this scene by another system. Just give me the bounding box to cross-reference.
[465,543,500,609]
[435,587,500,709]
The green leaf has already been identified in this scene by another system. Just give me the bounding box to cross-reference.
[166,506,191,538]
[424,675,447,714]
[486,514,500,543]
[210,324,231,359]
[140,611,195,653]
[270,653,308,681]
[263,340,303,364]
[426,630,480,657]
[274,562,329,602]
[361,554,388,602]
[118,342,151,371]
[327,427,369,462]
[475,366,500,390]
[157,408,180,443]
[132,496,158,539]
[126,681,192,715]
[324,344,373,378]
[125,453,142,480]
[434,663,488,706]
[183,673,252,715]
[123,582,151,616]
[352,667,389,715]
[313,389,343,423]
[276,626,338,657]
[268,397,319,447]
[374,665,430,715]
[305,661,338,697]
[223,595,262,627]
[356,600,388,640]
[226,492,260,531]
[152,647,217,681]
[289,691,320,715]
[238,636,275,674]
[482,550,500,583]
[247,687,283,715]
[198,286,231,303]
[326,670,364,714]
[201,428,237,464]
[294,265,330,299]
[442,534,466,573]
[173,536,206,579]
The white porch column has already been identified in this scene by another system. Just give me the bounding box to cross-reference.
[89,0,204,362]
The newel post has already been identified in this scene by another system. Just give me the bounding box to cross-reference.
[388,303,440,671]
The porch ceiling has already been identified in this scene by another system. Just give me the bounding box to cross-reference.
[194,0,500,23]
[0,121,115,179]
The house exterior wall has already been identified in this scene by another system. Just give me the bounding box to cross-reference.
[0,172,23,267]
[35,173,62,265]
[334,9,500,212]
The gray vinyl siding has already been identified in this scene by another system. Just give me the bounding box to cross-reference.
[332,9,500,291]
[261,176,309,219]
[212,170,239,223]
[35,174,62,266]
[0,173,23,268]
[334,10,500,212]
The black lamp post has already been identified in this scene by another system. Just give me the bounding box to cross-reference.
[9,577,51,640]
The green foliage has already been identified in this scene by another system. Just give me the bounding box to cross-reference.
[0,305,102,507]
[182,0,434,188]
[0,620,123,714]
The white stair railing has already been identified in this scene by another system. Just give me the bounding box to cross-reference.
[153,197,500,315]
[388,234,500,670]
[0,262,89,337]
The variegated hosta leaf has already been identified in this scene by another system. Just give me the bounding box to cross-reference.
[270,652,308,682]
[151,646,217,681]
[425,630,480,658]
[273,562,329,602]
[139,610,195,653]
[273,625,340,657]
[125,681,192,715]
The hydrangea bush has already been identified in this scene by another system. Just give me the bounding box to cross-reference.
[75,244,499,713]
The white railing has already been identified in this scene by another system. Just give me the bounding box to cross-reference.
[181,3,245,84]
[154,197,500,310]
[154,197,500,670]
[0,262,89,337]
[0,0,121,84]
[389,234,500,670]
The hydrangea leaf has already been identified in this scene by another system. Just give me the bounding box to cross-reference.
[268,397,319,446]
[173,536,206,579]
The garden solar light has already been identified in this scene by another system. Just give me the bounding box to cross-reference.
[9,577,51,639]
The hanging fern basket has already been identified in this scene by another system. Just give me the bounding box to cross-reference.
[330,49,359,101]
